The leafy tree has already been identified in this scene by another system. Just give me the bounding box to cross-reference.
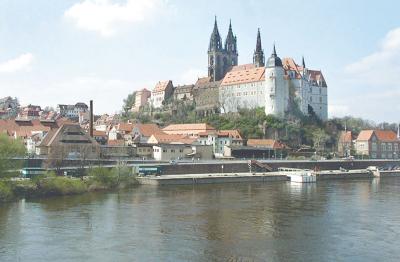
[122,92,136,115]
[0,134,26,177]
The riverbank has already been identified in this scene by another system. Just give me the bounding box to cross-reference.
[0,167,139,203]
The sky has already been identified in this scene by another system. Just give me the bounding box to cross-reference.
[1,0,400,122]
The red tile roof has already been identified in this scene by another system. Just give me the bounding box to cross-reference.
[133,123,164,137]
[357,130,399,142]
[247,139,286,149]
[0,118,71,138]
[221,67,265,86]
[163,123,216,133]
[218,129,243,140]
[153,80,172,92]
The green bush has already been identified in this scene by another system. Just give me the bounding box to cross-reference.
[37,176,87,196]
[88,167,118,188]
[0,181,14,202]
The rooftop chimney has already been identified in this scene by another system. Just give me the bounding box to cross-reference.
[89,100,94,137]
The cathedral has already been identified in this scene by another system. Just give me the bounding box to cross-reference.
[208,18,328,121]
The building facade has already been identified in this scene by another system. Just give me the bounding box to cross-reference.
[355,130,400,159]
[151,80,174,109]
[132,88,151,112]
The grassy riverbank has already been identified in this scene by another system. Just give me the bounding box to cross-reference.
[0,167,139,202]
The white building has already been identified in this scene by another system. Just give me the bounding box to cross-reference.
[219,65,265,113]
[57,103,88,119]
[151,80,174,109]
[219,45,328,121]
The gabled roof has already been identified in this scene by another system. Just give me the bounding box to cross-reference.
[308,70,327,87]
[195,77,211,85]
[133,123,164,137]
[356,130,399,142]
[339,131,353,143]
[247,139,286,149]
[115,122,133,133]
[221,66,265,86]
[38,124,98,147]
[218,129,243,140]
[153,80,172,92]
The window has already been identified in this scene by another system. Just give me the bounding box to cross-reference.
[372,142,377,151]
[381,143,386,152]
[388,143,393,151]
[179,149,183,153]
[163,149,167,153]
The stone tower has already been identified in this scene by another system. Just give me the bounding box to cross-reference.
[208,17,238,81]
[264,44,289,118]
[253,28,265,67]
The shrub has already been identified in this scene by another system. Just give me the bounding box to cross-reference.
[37,176,87,196]
[0,181,14,202]
[88,167,118,188]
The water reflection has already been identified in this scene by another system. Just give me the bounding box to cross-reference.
[1,179,400,261]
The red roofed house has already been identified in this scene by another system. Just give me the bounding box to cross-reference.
[151,80,174,109]
[355,130,400,159]
[131,123,165,143]
[163,123,216,137]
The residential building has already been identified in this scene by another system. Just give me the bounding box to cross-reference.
[151,80,174,109]
[18,105,42,120]
[132,88,151,112]
[147,133,196,145]
[108,122,133,141]
[57,103,89,119]
[173,84,194,102]
[355,130,400,159]
[131,123,165,143]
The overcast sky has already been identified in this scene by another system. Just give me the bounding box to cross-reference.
[1,0,400,122]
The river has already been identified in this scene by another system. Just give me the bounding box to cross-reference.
[1,177,400,262]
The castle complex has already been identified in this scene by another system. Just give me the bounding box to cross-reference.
[145,17,328,121]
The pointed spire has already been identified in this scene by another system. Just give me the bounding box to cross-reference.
[272,43,277,56]
[209,16,222,52]
[256,28,262,51]
[266,42,282,67]
[253,28,264,67]
[302,56,306,68]
[225,19,237,53]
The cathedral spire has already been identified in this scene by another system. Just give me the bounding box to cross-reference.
[302,56,306,68]
[253,28,264,67]
[209,16,222,52]
[225,19,237,53]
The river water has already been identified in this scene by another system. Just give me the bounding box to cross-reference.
[1,178,400,262]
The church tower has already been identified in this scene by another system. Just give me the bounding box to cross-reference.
[253,28,265,67]
[208,18,238,81]
[208,17,224,81]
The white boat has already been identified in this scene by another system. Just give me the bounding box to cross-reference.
[287,171,316,183]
